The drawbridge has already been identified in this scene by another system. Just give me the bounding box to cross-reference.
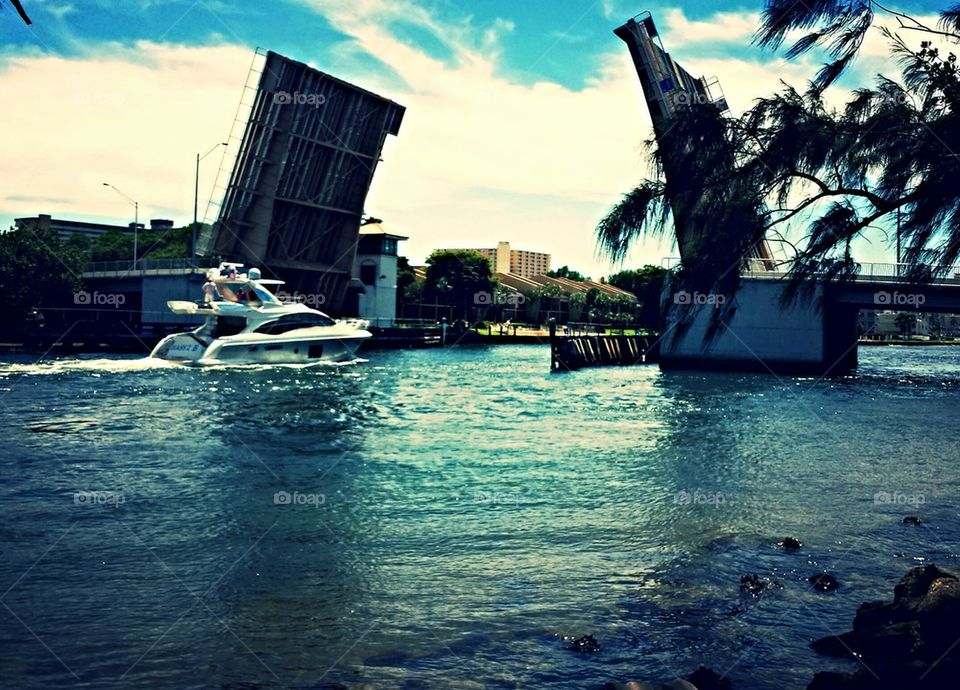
[614,12,775,271]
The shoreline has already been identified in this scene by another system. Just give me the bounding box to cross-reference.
[3,336,960,356]
[858,339,960,346]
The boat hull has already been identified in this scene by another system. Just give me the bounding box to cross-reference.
[151,331,371,365]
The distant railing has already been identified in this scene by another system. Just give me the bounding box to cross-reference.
[564,321,653,336]
[846,262,960,280]
[364,317,443,328]
[83,257,225,274]
[662,257,960,282]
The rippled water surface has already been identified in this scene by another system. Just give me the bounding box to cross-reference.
[1,345,959,689]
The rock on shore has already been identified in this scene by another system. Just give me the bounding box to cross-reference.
[808,564,960,688]
[603,665,731,690]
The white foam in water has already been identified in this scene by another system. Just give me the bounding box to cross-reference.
[0,355,368,377]
[195,357,369,371]
[0,356,174,377]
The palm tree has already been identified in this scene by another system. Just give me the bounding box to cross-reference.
[597,2,960,289]
[5,1,32,25]
[895,312,917,338]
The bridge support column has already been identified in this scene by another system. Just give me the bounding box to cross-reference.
[823,294,859,374]
[659,279,858,376]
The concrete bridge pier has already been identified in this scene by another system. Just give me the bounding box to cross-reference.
[659,279,859,376]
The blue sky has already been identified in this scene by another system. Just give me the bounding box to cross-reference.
[7,0,936,85]
[7,1,937,86]
[0,0,944,275]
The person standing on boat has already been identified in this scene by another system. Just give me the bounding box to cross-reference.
[202,270,221,304]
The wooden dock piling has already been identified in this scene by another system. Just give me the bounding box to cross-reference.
[549,320,659,371]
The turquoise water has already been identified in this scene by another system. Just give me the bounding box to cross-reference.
[1,345,958,689]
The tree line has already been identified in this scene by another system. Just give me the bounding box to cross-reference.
[395,249,666,327]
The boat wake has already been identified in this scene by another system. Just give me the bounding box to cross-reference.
[175,356,370,370]
[0,356,177,377]
[0,354,368,379]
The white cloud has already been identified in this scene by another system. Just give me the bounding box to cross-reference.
[330,2,951,270]
[854,11,947,89]
[299,0,829,271]
[41,2,77,20]
[661,8,761,47]
[0,42,250,225]
[258,0,675,271]
[5,2,927,278]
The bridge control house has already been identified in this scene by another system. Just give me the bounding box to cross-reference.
[350,220,408,327]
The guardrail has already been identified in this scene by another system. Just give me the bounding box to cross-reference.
[83,257,225,274]
[563,321,653,336]
[366,318,442,328]
[662,257,960,281]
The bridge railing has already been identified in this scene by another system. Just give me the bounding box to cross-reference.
[82,256,226,276]
[662,257,960,282]
[661,256,795,274]
[851,262,960,280]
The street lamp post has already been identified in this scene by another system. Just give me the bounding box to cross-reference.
[102,182,139,269]
[194,142,228,269]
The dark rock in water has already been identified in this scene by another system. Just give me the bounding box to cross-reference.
[913,576,960,657]
[851,600,896,631]
[808,564,960,688]
[809,573,840,592]
[603,666,730,690]
[808,659,960,689]
[686,665,732,690]
[740,573,783,597]
[892,564,956,603]
[567,633,600,653]
[740,574,763,596]
[806,671,858,690]
[810,620,922,660]
[781,536,803,550]
[902,515,923,525]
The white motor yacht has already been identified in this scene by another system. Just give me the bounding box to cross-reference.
[150,265,371,365]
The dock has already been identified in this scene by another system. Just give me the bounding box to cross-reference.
[548,321,659,371]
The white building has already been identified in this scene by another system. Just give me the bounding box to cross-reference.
[353,221,407,327]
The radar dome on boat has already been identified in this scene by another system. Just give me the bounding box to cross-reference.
[248,267,262,280]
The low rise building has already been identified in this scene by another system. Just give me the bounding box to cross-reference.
[15,214,174,242]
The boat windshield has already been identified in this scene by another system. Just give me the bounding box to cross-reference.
[216,280,278,305]
[255,313,335,335]
[211,315,247,338]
